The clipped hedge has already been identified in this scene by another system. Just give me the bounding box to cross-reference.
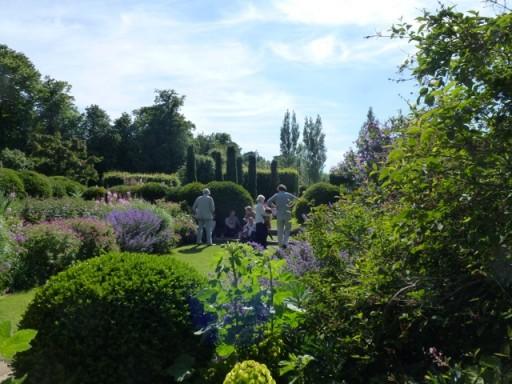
[138,182,170,202]
[14,252,210,384]
[82,186,107,200]
[103,171,180,188]
[0,168,25,197]
[278,168,299,195]
[49,176,85,197]
[167,182,205,206]
[17,170,52,198]
[207,181,253,230]
[243,168,299,198]
[294,182,339,223]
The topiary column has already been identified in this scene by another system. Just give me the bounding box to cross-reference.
[236,157,244,186]
[211,150,223,181]
[226,145,237,183]
[271,159,279,190]
[185,145,197,183]
[247,152,257,198]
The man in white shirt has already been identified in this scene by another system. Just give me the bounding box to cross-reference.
[192,188,215,245]
[266,184,297,248]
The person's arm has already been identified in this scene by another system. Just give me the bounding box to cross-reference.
[210,197,215,215]
[192,197,199,212]
[267,193,277,206]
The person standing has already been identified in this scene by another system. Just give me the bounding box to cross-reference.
[267,184,297,248]
[192,188,215,245]
[254,195,268,247]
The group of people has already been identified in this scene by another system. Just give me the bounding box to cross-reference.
[192,184,297,248]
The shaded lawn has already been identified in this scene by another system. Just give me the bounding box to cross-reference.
[0,290,36,329]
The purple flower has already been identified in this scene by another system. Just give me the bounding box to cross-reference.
[278,241,320,276]
[106,209,172,253]
[247,241,265,253]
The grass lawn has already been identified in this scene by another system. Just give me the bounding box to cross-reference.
[168,244,225,276]
[0,290,36,329]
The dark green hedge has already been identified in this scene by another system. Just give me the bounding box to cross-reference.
[14,252,210,384]
[0,168,26,197]
[18,170,52,198]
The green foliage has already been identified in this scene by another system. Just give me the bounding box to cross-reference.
[211,150,223,181]
[294,182,338,223]
[223,360,276,384]
[236,157,244,186]
[278,168,299,195]
[0,321,36,361]
[138,182,170,202]
[11,222,82,290]
[17,171,52,198]
[13,252,210,384]
[102,171,180,187]
[247,153,257,198]
[65,218,118,260]
[300,115,326,185]
[270,160,279,191]
[185,145,197,183]
[48,176,85,197]
[206,181,252,229]
[81,186,106,200]
[279,110,301,168]
[226,145,237,183]
[196,155,215,184]
[0,149,34,171]
[17,197,109,223]
[0,168,25,197]
[169,182,205,207]
[256,170,273,200]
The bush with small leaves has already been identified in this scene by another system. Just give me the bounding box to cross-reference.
[223,360,276,384]
[13,252,211,384]
[49,176,85,197]
[138,182,171,202]
[81,186,107,200]
[0,168,25,197]
[17,171,52,198]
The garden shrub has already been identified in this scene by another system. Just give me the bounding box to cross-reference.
[196,155,215,183]
[0,148,35,171]
[256,170,273,200]
[0,217,14,290]
[14,252,210,384]
[0,168,25,197]
[138,182,170,202]
[206,181,252,230]
[106,209,174,253]
[17,170,53,198]
[108,184,141,196]
[65,218,118,260]
[294,182,339,223]
[49,176,85,197]
[223,360,276,384]
[103,171,181,187]
[172,214,197,245]
[168,182,205,206]
[81,186,107,200]
[18,198,109,223]
[11,222,81,290]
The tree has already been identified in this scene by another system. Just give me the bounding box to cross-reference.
[196,155,215,184]
[132,90,194,173]
[329,148,362,189]
[114,112,138,171]
[280,110,301,167]
[185,145,197,183]
[37,77,81,138]
[247,152,257,198]
[301,115,327,184]
[211,150,223,181]
[271,159,279,190]
[226,145,237,183]
[236,157,244,186]
[0,44,41,152]
[82,105,120,174]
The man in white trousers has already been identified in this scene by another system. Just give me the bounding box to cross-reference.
[192,188,215,245]
[267,184,297,248]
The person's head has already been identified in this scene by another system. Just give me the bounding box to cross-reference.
[247,216,254,224]
[245,206,253,213]
[202,188,211,196]
[229,210,236,217]
[256,195,265,203]
[277,184,287,192]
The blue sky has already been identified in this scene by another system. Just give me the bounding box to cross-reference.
[0,0,492,168]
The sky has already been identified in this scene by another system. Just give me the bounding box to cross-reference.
[0,0,494,168]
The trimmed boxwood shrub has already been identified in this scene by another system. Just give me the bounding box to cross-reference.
[206,181,253,230]
[0,168,26,197]
[49,176,85,197]
[294,182,339,223]
[168,182,205,206]
[17,170,53,198]
[82,186,107,200]
[13,252,211,384]
[138,182,170,202]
